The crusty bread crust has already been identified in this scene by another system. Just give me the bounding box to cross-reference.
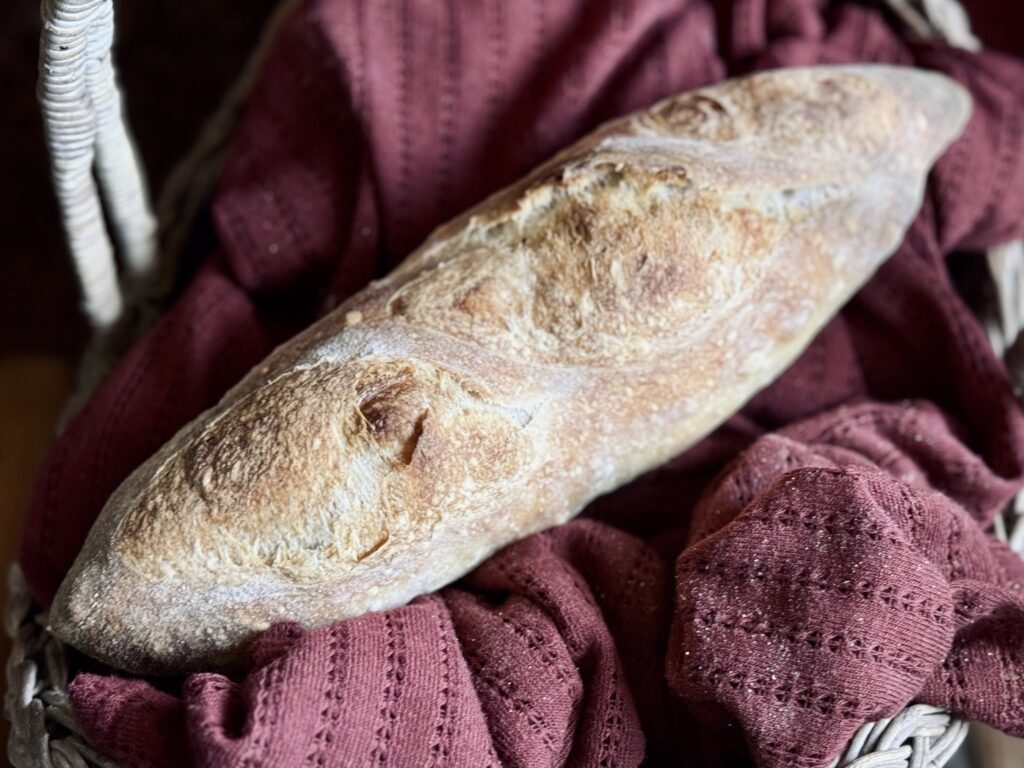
[50,65,971,674]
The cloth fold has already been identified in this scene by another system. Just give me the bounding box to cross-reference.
[671,402,1024,767]
[19,0,1024,765]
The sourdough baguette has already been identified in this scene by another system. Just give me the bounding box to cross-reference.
[51,65,970,674]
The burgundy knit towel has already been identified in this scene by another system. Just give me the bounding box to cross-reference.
[20,0,1024,766]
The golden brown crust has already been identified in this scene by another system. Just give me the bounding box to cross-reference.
[50,65,971,674]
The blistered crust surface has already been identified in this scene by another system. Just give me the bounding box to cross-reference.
[49,66,972,673]
[116,359,537,580]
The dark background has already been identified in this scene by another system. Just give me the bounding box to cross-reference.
[1,0,279,356]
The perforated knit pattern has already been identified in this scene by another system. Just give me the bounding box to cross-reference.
[18,0,1024,766]
[670,424,1024,766]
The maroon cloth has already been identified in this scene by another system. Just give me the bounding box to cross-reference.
[19,0,1024,766]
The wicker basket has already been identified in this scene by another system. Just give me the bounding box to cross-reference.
[3,0,1020,766]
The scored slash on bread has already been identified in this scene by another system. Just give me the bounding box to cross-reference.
[50,65,971,674]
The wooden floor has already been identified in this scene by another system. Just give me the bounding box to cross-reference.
[0,356,74,768]
[2,355,1023,766]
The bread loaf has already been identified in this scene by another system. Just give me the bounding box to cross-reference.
[51,65,970,674]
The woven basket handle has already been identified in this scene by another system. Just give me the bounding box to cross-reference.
[38,0,156,330]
